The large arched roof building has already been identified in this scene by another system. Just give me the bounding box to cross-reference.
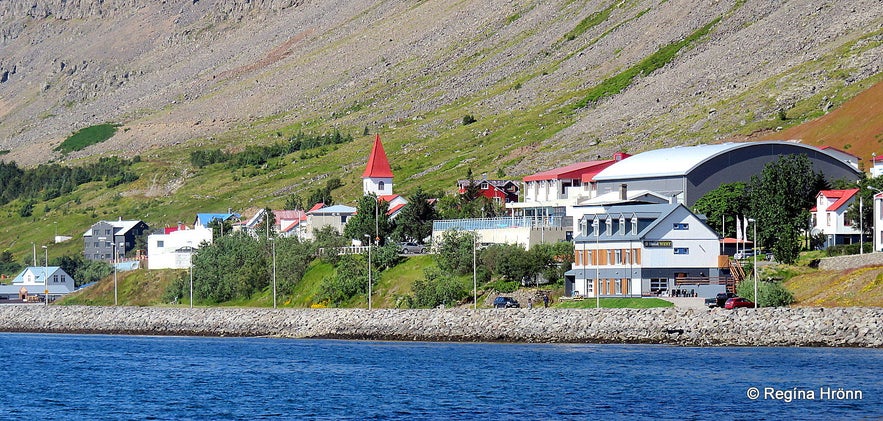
[592,141,862,206]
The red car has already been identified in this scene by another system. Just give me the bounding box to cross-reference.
[725,297,755,309]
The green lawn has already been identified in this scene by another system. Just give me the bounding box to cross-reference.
[554,297,673,309]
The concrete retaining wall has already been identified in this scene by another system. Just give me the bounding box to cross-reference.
[0,305,880,347]
[818,252,883,271]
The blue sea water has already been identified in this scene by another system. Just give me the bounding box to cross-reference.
[0,333,880,420]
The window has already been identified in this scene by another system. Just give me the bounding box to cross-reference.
[378,181,385,191]
[674,248,689,255]
[650,278,667,291]
[827,213,831,226]
[673,223,689,230]
[631,217,638,235]
[606,250,612,264]
[480,182,489,190]
[614,249,622,264]
[93,242,99,248]
[157,241,164,248]
[53,275,59,283]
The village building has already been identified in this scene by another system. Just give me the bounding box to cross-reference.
[83,218,150,262]
[146,223,213,270]
[566,203,730,298]
[457,179,519,205]
[0,266,76,302]
[591,141,862,206]
[811,189,861,249]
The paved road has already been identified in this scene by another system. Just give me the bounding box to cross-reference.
[659,297,707,309]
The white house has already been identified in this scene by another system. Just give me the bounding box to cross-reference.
[303,204,357,240]
[147,226,213,270]
[567,203,728,298]
[810,189,860,248]
[0,266,76,301]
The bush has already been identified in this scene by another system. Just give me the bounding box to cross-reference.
[408,267,468,308]
[490,279,518,293]
[462,114,476,125]
[736,278,795,307]
[319,255,369,306]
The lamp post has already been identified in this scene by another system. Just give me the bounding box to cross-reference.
[113,242,118,306]
[472,232,477,310]
[41,245,48,305]
[748,218,758,308]
[860,193,864,255]
[188,241,194,309]
[364,234,372,310]
[868,186,883,253]
[594,218,600,309]
[271,237,277,309]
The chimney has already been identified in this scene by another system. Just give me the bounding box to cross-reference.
[620,184,628,201]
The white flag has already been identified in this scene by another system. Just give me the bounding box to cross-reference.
[736,216,742,241]
[744,216,750,246]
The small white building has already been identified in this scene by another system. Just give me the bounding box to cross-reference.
[873,192,883,252]
[567,203,728,298]
[810,189,860,248]
[147,226,213,270]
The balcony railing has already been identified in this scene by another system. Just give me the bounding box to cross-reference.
[433,216,564,231]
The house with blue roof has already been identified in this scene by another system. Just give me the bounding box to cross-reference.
[566,203,730,299]
[194,212,241,230]
[0,266,76,301]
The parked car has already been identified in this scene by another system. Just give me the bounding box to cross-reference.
[724,297,755,309]
[399,242,426,254]
[493,296,520,308]
[705,292,736,308]
[734,250,755,260]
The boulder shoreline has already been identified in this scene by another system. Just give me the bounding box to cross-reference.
[0,305,880,347]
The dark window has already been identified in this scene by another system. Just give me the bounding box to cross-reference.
[673,223,689,230]
[674,248,689,255]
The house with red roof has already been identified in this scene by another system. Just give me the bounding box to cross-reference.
[457,179,519,204]
[811,188,861,248]
[506,153,630,222]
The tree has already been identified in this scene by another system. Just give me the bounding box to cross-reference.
[842,176,883,246]
[344,194,393,245]
[255,208,276,239]
[318,254,368,306]
[273,236,317,294]
[692,182,748,238]
[191,233,267,303]
[208,217,233,238]
[284,193,305,211]
[434,230,478,276]
[392,187,437,243]
[747,155,820,264]
[408,266,468,308]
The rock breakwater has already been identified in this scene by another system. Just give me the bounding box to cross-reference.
[0,306,880,347]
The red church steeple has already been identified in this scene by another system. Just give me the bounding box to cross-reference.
[362,134,393,178]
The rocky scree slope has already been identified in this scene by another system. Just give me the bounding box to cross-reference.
[0,0,881,178]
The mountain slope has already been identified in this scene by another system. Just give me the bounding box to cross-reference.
[1,0,881,180]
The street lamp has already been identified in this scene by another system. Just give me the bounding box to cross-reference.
[188,241,194,309]
[41,245,48,305]
[472,233,477,309]
[860,192,864,255]
[364,234,372,310]
[593,218,600,309]
[748,218,758,308]
[110,242,118,305]
[271,238,277,309]
[868,186,883,253]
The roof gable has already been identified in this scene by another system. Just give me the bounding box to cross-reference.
[817,188,859,212]
[523,160,613,182]
[362,134,393,178]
